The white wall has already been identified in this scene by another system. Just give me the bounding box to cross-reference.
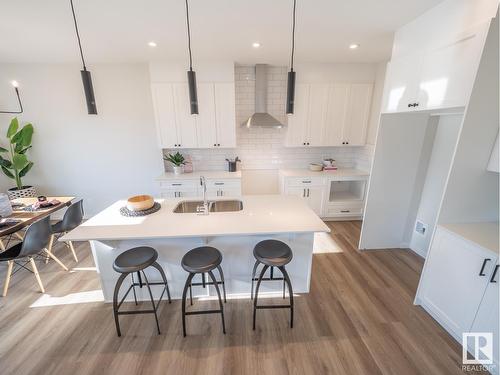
[0,63,162,216]
[409,114,462,257]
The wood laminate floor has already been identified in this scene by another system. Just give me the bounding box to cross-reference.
[0,221,485,375]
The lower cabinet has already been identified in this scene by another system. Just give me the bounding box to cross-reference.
[416,225,499,370]
[285,185,325,216]
[159,177,241,199]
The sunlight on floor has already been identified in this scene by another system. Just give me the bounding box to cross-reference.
[69,267,97,273]
[313,232,343,253]
[29,289,104,308]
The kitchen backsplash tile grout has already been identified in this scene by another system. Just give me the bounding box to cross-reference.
[163,65,374,173]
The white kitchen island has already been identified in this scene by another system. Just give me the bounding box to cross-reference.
[62,195,330,302]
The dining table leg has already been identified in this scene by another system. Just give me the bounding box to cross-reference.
[68,241,78,262]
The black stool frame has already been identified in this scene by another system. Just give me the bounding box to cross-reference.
[113,262,171,337]
[182,266,226,336]
[252,263,294,330]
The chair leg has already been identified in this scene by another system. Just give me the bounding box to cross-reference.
[29,257,45,293]
[216,265,227,303]
[2,260,14,297]
[113,273,128,337]
[208,270,226,334]
[45,235,54,264]
[279,266,294,328]
[253,265,269,330]
[43,248,69,271]
[0,239,5,252]
[250,260,259,300]
[150,261,171,303]
[182,273,195,337]
[68,241,78,262]
[14,232,24,241]
[141,271,161,335]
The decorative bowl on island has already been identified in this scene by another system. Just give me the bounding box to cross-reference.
[126,195,155,212]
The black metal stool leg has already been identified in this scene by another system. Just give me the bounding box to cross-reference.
[202,273,206,288]
[279,266,294,328]
[251,260,259,300]
[182,273,195,337]
[208,270,226,334]
[137,271,143,288]
[253,265,269,330]
[283,278,286,299]
[189,283,193,305]
[113,273,128,337]
[151,261,171,303]
[141,271,161,335]
[131,272,138,305]
[216,265,227,303]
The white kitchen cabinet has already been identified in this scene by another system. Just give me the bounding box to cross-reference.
[382,23,489,113]
[151,84,179,148]
[173,83,198,148]
[344,84,373,145]
[285,84,310,147]
[206,178,241,198]
[158,175,241,200]
[151,82,236,149]
[470,260,499,370]
[286,83,373,147]
[284,186,324,216]
[214,83,237,148]
[417,225,499,340]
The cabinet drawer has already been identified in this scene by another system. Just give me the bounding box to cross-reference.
[324,202,363,216]
[284,177,325,187]
[159,180,198,190]
[206,179,241,189]
[160,189,198,199]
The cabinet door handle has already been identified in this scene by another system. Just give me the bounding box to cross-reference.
[214,182,225,186]
[172,183,182,186]
[490,265,499,283]
[479,258,491,276]
[220,190,224,196]
[341,210,350,213]
[307,188,310,197]
[302,189,305,197]
[302,180,311,184]
[177,191,182,197]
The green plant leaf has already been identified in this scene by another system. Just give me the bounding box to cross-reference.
[0,146,8,153]
[0,156,12,168]
[19,161,33,177]
[7,117,19,138]
[1,166,14,179]
[11,130,23,144]
[16,145,32,154]
[20,124,34,147]
[12,153,28,170]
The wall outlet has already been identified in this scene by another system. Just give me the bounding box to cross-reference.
[415,220,428,236]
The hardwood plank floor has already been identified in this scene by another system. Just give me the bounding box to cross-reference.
[0,221,485,374]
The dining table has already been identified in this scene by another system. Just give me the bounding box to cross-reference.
[0,196,75,250]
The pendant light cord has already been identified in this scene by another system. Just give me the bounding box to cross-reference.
[290,0,296,71]
[185,0,194,71]
[70,0,87,70]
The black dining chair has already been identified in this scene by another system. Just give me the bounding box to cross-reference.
[0,216,68,297]
[46,200,84,263]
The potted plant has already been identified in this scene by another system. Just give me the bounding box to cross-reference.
[164,151,185,175]
[0,117,35,199]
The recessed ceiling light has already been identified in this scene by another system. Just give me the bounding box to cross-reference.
[148,41,157,47]
[252,42,261,48]
[349,43,359,50]
[11,80,19,88]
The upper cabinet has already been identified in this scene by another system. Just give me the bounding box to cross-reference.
[151,82,236,149]
[286,83,373,147]
[382,23,490,113]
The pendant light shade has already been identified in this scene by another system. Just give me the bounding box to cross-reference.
[185,0,199,115]
[286,0,297,114]
[70,0,97,115]
[0,81,23,114]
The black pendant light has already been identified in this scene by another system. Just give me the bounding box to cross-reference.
[185,0,198,114]
[286,0,297,114]
[0,81,23,114]
[70,0,97,115]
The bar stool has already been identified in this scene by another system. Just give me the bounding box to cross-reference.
[251,239,294,330]
[112,246,171,337]
[181,246,226,336]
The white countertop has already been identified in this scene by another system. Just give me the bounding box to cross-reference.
[157,171,241,180]
[440,222,499,254]
[62,195,330,241]
[279,168,369,179]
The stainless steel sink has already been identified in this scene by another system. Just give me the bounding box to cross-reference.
[173,200,243,213]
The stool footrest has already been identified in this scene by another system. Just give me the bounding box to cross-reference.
[190,281,223,287]
[255,304,292,309]
[251,277,284,282]
[185,309,223,316]
[117,309,156,315]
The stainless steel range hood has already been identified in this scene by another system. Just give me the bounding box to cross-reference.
[242,64,285,128]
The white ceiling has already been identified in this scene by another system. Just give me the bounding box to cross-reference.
[0,0,444,65]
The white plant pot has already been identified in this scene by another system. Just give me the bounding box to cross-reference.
[7,185,36,200]
[173,165,184,175]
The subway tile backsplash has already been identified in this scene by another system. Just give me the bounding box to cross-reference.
[163,65,372,173]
